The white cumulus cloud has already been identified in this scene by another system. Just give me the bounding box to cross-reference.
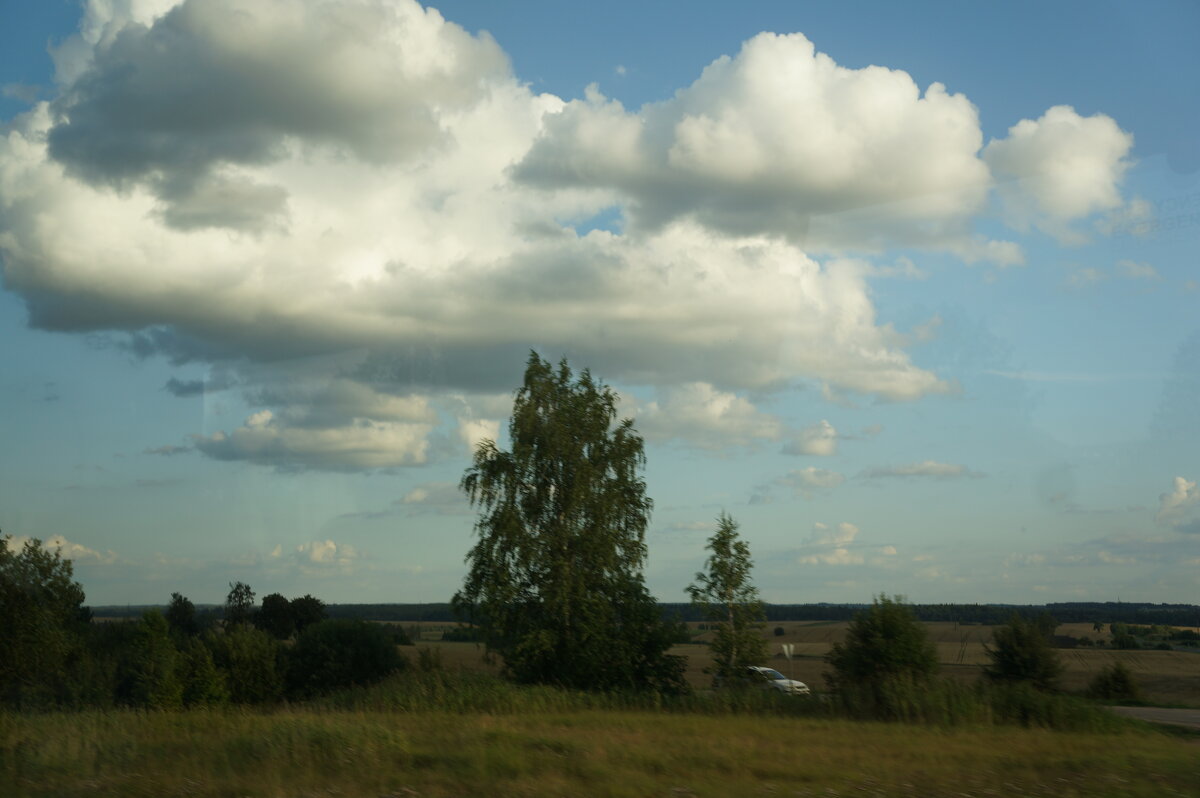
[782,419,838,456]
[984,105,1134,243]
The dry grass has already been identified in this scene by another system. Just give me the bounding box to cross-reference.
[3,706,1196,797]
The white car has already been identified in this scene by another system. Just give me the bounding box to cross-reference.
[747,666,810,695]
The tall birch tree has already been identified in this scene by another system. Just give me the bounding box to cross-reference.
[453,352,685,692]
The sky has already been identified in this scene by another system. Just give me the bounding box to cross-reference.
[0,0,1197,607]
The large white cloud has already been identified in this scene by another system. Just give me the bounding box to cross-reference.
[0,1,1137,470]
[515,33,996,256]
[984,105,1134,243]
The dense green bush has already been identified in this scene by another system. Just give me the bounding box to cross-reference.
[179,637,229,707]
[1086,661,1140,701]
[209,625,283,703]
[984,614,1062,691]
[286,620,405,697]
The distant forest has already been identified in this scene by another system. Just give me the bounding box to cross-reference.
[91,601,1200,627]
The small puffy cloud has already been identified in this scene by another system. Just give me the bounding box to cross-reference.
[1115,260,1159,280]
[3,534,117,564]
[782,419,837,456]
[400,481,470,515]
[777,467,845,499]
[860,460,981,479]
[193,409,432,470]
[1156,476,1199,529]
[144,444,190,456]
[632,382,783,450]
[458,418,501,452]
[798,522,863,565]
[984,105,1134,243]
[1066,267,1107,288]
[269,539,359,574]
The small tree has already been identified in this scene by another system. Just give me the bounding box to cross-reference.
[453,353,685,693]
[179,637,228,707]
[256,593,295,639]
[165,592,198,637]
[128,611,183,709]
[826,595,937,702]
[1087,661,1140,701]
[289,594,327,633]
[687,513,767,684]
[984,613,1063,691]
[0,535,88,707]
[224,581,255,627]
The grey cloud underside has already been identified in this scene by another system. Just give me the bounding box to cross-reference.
[45,0,508,228]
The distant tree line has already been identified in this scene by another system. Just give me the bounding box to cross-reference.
[86,600,1200,628]
[1,536,408,710]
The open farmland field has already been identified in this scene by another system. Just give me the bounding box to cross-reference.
[3,705,1198,798]
[409,620,1200,706]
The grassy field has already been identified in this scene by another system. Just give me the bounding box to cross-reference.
[10,619,1191,797]
[3,703,1198,797]
[406,620,1200,706]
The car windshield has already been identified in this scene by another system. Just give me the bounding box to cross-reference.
[759,670,787,681]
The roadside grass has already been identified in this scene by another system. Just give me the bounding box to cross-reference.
[4,703,1198,798]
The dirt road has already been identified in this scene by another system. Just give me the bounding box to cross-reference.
[1108,705,1200,730]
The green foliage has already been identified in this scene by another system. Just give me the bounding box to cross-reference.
[224,581,255,627]
[209,625,282,703]
[984,613,1063,691]
[1087,661,1141,701]
[687,513,767,684]
[453,353,686,693]
[178,637,229,707]
[286,620,405,697]
[826,595,938,694]
[165,592,198,637]
[440,624,482,642]
[128,611,183,709]
[773,626,785,637]
[0,534,88,707]
[289,594,327,633]
[256,592,295,639]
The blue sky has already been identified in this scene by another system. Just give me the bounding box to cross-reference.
[1,0,1196,606]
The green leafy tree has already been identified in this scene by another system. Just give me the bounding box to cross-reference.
[179,637,228,707]
[256,593,295,639]
[289,594,327,633]
[984,613,1063,691]
[165,592,198,637]
[224,581,255,627]
[453,353,686,693]
[687,513,767,684]
[0,535,88,707]
[209,625,282,703]
[826,594,938,700]
[128,610,183,709]
[286,620,405,697]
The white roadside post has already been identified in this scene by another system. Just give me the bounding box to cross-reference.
[782,642,795,682]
